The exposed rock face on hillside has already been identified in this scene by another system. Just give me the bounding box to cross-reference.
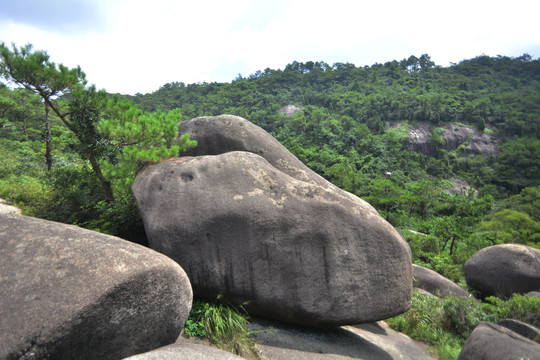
[442,179,477,196]
[277,105,303,118]
[403,123,498,158]
[133,115,412,327]
[0,214,193,360]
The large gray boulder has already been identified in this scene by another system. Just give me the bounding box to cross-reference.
[464,244,540,299]
[413,265,473,298]
[0,214,193,360]
[457,322,540,360]
[177,114,341,190]
[132,150,412,327]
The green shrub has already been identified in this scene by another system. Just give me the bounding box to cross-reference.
[0,174,51,215]
[485,294,540,328]
[184,299,258,358]
[388,292,540,360]
[184,300,210,338]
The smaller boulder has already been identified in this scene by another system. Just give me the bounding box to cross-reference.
[413,288,436,298]
[458,322,540,360]
[464,244,540,299]
[497,319,540,344]
[413,265,472,298]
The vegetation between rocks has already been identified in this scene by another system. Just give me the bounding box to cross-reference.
[387,292,540,360]
[184,299,258,358]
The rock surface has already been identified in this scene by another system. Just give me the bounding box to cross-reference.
[277,105,303,118]
[123,343,244,360]
[442,179,477,196]
[0,214,193,360]
[497,319,540,344]
[249,317,435,360]
[457,322,540,360]
[404,123,497,158]
[413,265,473,298]
[133,150,412,327]
[464,244,540,299]
[177,114,334,189]
[0,198,21,215]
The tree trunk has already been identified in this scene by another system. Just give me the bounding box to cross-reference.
[43,97,115,202]
[449,237,456,255]
[44,101,53,171]
[88,154,115,202]
[21,116,29,141]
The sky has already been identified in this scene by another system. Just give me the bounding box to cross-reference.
[1,0,539,95]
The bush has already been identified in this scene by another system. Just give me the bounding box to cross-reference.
[388,292,540,360]
[485,294,540,328]
[184,299,258,358]
[0,174,51,216]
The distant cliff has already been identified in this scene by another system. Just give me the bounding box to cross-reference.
[402,123,498,158]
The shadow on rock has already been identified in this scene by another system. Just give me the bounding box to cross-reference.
[248,317,434,360]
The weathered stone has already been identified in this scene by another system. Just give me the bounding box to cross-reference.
[497,319,540,344]
[277,105,303,118]
[0,198,21,215]
[248,317,435,360]
[464,244,540,299]
[0,214,193,360]
[413,265,473,298]
[413,287,436,298]
[442,179,477,197]
[123,343,244,360]
[528,291,540,298]
[457,322,540,360]
[132,151,412,327]
[403,123,498,158]
[176,114,340,190]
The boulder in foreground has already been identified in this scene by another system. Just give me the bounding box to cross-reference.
[0,214,193,360]
[133,151,412,327]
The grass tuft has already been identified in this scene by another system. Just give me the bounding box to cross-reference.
[184,299,259,358]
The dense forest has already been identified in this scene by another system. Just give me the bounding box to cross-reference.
[1,44,539,358]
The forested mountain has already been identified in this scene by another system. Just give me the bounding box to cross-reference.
[129,54,540,191]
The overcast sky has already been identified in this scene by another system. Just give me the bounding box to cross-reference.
[1,0,539,95]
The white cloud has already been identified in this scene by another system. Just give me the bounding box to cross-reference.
[1,0,539,94]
